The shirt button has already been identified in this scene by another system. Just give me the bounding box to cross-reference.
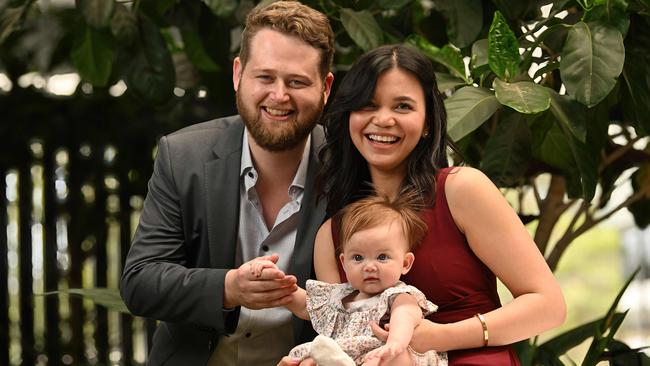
[245,332,252,338]
[262,245,269,252]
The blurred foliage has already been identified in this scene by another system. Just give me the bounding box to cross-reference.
[3,0,650,364]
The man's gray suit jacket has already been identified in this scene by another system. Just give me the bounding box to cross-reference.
[120,115,325,365]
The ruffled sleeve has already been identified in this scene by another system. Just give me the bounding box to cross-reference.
[374,281,438,320]
[305,280,353,337]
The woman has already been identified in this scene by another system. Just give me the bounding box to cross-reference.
[281,44,565,366]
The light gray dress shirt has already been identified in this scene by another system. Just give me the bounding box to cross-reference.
[209,130,311,365]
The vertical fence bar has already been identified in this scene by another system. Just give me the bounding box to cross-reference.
[18,163,35,366]
[94,147,109,365]
[65,143,84,363]
[43,146,61,365]
[1,168,9,366]
[119,170,133,366]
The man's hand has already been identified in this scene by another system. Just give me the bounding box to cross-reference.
[224,253,298,309]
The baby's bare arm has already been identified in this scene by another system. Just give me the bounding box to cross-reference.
[364,293,422,363]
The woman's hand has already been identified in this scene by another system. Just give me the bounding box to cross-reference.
[276,356,316,366]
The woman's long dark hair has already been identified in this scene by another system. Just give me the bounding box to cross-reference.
[318,44,456,215]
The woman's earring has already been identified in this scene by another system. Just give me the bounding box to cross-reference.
[422,130,429,138]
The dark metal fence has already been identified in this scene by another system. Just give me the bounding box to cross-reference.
[0,87,223,366]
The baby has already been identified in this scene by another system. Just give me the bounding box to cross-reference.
[251,194,447,366]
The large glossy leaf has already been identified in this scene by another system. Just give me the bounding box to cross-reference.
[435,72,466,93]
[583,0,630,35]
[560,22,624,107]
[481,112,532,186]
[202,0,237,17]
[71,25,114,87]
[76,0,114,28]
[493,78,551,114]
[445,86,500,141]
[488,11,520,81]
[409,35,468,83]
[432,0,482,48]
[340,8,383,51]
[125,14,175,104]
[41,288,130,314]
[549,91,587,142]
[533,119,598,200]
[620,16,650,136]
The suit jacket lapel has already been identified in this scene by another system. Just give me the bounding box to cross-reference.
[205,118,245,269]
[290,126,327,342]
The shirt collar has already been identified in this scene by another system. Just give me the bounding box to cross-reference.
[240,128,311,196]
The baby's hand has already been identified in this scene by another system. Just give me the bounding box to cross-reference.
[250,258,279,278]
[363,341,405,364]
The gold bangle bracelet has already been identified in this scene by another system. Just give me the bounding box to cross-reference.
[475,313,489,347]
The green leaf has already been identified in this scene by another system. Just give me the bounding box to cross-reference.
[471,39,488,69]
[445,86,500,141]
[340,8,383,51]
[584,268,640,365]
[549,91,587,142]
[40,288,130,314]
[533,118,598,200]
[378,0,412,10]
[583,0,630,35]
[620,17,650,136]
[538,313,627,357]
[71,25,114,87]
[493,78,551,114]
[181,28,219,72]
[408,35,468,83]
[560,22,624,107]
[76,0,115,29]
[481,112,532,186]
[433,0,483,48]
[110,3,137,45]
[0,6,24,44]
[533,120,575,171]
[488,11,520,81]
[202,0,237,17]
[125,14,175,104]
[435,72,466,93]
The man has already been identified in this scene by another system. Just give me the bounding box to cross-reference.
[120,1,334,365]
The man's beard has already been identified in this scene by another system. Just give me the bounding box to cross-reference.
[236,92,324,152]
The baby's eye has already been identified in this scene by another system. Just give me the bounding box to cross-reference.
[353,254,363,262]
[377,254,389,261]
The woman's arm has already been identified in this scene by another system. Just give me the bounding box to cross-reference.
[411,167,566,352]
[364,293,422,362]
[314,219,342,283]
